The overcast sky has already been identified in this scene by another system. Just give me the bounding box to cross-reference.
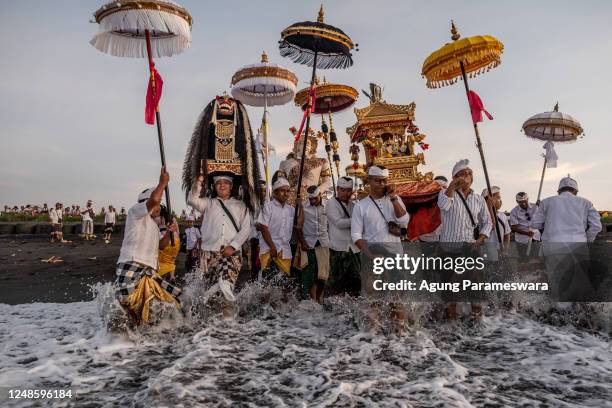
[1,0,610,212]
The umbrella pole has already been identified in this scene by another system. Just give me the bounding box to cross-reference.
[290,50,318,272]
[322,115,337,195]
[145,30,174,244]
[329,111,341,181]
[459,61,501,243]
[536,154,547,203]
[263,91,271,198]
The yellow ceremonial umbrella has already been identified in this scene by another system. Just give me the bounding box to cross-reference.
[422,21,504,242]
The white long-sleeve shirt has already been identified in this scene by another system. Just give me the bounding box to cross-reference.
[185,226,201,251]
[327,197,359,252]
[187,185,251,252]
[351,195,409,244]
[302,200,329,248]
[49,208,62,224]
[437,189,492,243]
[104,211,116,224]
[256,198,295,259]
[118,202,160,269]
[509,203,541,244]
[81,206,95,221]
[530,192,602,242]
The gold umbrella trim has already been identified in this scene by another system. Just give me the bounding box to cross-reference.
[281,25,354,51]
[421,35,503,89]
[231,66,298,86]
[294,83,358,108]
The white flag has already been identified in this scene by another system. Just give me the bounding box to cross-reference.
[543,141,558,168]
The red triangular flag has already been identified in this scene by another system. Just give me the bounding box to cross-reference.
[145,64,163,125]
[467,90,493,124]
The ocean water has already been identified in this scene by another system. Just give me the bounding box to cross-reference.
[1,281,611,408]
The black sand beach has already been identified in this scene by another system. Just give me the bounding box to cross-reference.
[0,234,187,305]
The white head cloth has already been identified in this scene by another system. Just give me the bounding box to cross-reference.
[337,176,354,189]
[213,175,233,184]
[481,186,501,197]
[273,177,290,190]
[452,159,470,177]
[434,176,448,189]
[307,186,321,198]
[186,215,195,221]
[515,192,529,202]
[558,175,578,191]
[368,166,389,178]
[137,188,154,203]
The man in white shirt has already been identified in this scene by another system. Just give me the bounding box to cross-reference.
[49,202,64,243]
[327,176,361,296]
[531,176,601,243]
[114,167,182,324]
[530,176,602,301]
[184,215,201,273]
[256,177,295,278]
[481,186,511,261]
[351,166,410,254]
[104,205,116,244]
[298,185,330,302]
[438,160,492,245]
[482,187,511,247]
[81,200,95,241]
[187,174,252,302]
[437,159,493,320]
[509,192,541,258]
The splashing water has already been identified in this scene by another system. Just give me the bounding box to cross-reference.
[1,277,611,407]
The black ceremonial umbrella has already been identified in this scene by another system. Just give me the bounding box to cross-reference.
[279,5,356,253]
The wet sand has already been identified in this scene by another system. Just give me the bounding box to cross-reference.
[0,234,187,305]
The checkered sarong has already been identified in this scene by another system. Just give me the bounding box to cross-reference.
[114,262,182,302]
[201,251,242,287]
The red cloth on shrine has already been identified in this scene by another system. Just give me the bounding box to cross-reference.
[396,180,442,240]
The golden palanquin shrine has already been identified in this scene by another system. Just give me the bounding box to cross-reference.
[346,85,442,239]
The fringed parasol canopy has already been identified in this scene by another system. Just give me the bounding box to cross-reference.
[421,21,503,89]
[345,163,366,179]
[90,0,193,58]
[294,77,358,114]
[230,52,298,107]
[522,103,584,143]
[279,5,355,69]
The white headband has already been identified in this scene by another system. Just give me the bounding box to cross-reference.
[137,188,154,203]
[558,175,578,191]
[368,166,389,178]
[481,186,500,197]
[452,159,470,177]
[213,175,233,184]
[337,176,354,189]
[515,192,528,201]
[307,186,321,198]
[272,178,290,190]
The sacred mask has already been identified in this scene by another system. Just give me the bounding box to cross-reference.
[216,94,235,118]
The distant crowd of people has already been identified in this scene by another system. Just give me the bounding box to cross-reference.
[2,203,127,219]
